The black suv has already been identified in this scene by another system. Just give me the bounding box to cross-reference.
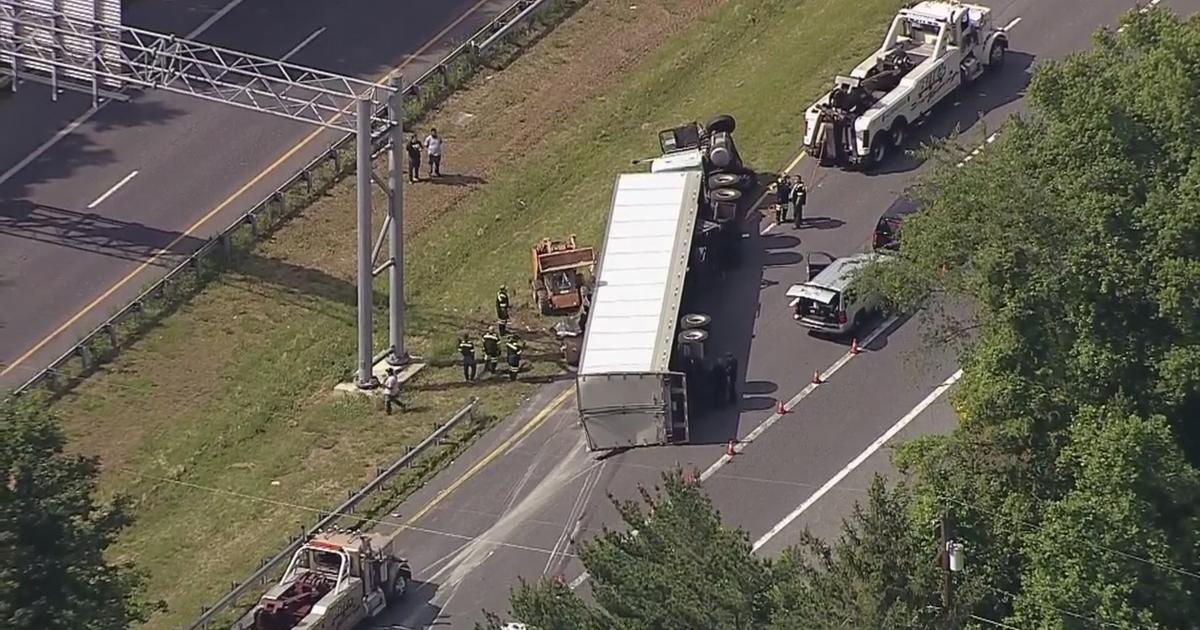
[872,193,921,251]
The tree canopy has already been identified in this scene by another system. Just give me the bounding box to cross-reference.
[0,398,155,630]
[491,7,1200,630]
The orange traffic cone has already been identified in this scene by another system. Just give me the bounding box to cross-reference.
[726,440,737,457]
[812,370,823,385]
[777,399,787,414]
[850,338,860,355]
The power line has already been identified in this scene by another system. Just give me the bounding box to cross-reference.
[940,493,1200,583]
[985,585,1134,630]
[969,614,1024,630]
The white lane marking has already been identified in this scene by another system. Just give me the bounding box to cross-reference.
[750,368,963,553]
[185,0,246,39]
[86,170,138,209]
[1002,16,1022,31]
[567,314,901,591]
[956,132,1000,167]
[0,109,97,187]
[1118,0,1163,32]
[0,0,244,189]
[760,221,777,235]
[698,314,900,483]
[279,26,326,63]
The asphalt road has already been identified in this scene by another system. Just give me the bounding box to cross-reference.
[0,0,518,389]
[363,0,1200,627]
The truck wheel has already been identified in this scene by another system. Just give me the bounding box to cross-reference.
[708,171,744,190]
[889,119,908,148]
[710,187,742,203]
[706,114,736,134]
[988,41,1006,69]
[867,133,890,168]
[680,313,711,330]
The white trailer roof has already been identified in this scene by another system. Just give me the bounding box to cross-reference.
[577,171,703,376]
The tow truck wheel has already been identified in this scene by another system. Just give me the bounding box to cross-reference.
[867,133,890,168]
[889,119,908,148]
[706,114,737,134]
[989,41,1006,69]
[710,187,742,203]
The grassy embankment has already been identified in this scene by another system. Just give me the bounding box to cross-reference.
[46,0,905,627]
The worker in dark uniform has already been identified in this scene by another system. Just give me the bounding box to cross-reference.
[481,326,501,374]
[790,175,807,228]
[457,333,477,382]
[775,173,792,224]
[578,290,592,332]
[495,285,511,335]
[713,353,738,408]
[504,334,524,381]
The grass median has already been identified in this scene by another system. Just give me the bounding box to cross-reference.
[46,0,905,627]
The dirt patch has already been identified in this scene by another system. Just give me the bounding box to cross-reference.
[272,0,722,281]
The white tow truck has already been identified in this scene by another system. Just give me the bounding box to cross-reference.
[803,1,1009,169]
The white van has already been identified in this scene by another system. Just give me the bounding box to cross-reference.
[786,252,889,336]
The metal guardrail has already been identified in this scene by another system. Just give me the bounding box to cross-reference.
[9,0,560,396]
[188,398,481,630]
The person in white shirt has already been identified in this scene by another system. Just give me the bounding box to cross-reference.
[424,128,443,177]
[383,368,404,414]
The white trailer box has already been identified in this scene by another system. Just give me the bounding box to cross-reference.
[575,171,704,451]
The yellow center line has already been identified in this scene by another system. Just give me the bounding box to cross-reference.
[403,387,574,527]
[1,0,498,377]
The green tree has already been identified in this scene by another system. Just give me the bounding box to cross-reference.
[769,477,944,629]
[1008,405,1200,629]
[485,468,775,629]
[0,398,155,630]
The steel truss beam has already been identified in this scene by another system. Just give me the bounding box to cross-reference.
[0,0,396,132]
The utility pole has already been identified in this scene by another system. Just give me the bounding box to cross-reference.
[940,511,954,616]
[355,96,375,388]
[386,76,409,366]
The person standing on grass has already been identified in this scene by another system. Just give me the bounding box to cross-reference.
[406,133,422,183]
[458,333,477,382]
[424,128,443,177]
[383,368,404,414]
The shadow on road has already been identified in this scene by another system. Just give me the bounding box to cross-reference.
[0,199,206,267]
[868,50,1037,176]
[0,92,185,198]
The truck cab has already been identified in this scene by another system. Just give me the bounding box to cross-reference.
[803,1,1008,169]
[248,531,410,630]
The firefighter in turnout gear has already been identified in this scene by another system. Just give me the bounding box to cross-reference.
[458,333,477,382]
[504,334,524,381]
[775,173,793,223]
[495,285,511,335]
[481,327,502,374]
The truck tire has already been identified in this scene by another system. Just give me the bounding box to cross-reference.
[706,114,736,134]
[988,40,1006,69]
[680,313,711,331]
[710,187,742,203]
[867,132,890,169]
[889,119,908,148]
[708,171,748,191]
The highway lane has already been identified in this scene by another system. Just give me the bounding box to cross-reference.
[0,0,516,388]
[364,0,1200,626]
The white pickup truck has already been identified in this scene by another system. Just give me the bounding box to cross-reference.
[803,1,1008,169]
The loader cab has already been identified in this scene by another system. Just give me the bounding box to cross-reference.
[786,252,889,336]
